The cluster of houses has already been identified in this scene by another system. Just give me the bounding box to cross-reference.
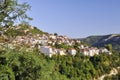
[12,33,111,57]
[79,45,112,56]
[11,33,77,57]
[39,46,77,57]
[0,26,112,57]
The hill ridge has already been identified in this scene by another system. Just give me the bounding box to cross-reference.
[80,34,120,52]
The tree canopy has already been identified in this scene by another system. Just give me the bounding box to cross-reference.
[0,46,120,80]
[0,0,32,27]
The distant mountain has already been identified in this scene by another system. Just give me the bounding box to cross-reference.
[80,34,120,52]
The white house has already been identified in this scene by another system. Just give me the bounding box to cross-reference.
[89,49,95,56]
[68,48,77,56]
[49,35,56,40]
[80,45,84,49]
[40,46,55,57]
[99,48,112,55]
[89,47,99,56]
[81,48,95,56]
[57,49,66,55]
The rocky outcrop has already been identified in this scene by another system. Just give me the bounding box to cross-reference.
[94,67,120,80]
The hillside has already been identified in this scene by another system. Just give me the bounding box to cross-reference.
[80,34,120,52]
[0,25,120,80]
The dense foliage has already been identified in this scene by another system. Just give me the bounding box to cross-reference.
[0,0,32,26]
[0,48,119,80]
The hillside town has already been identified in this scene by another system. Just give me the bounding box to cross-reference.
[0,25,112,57]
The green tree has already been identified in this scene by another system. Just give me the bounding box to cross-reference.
[54,33,58,36]
[105,44,113,52]
[0,65,15,80]
[0,0,32,27]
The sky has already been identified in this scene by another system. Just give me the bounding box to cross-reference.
[19,0,120,38]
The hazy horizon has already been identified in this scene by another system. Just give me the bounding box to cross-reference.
[20,0,120,38]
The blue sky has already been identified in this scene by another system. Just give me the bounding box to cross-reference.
[20,0,120,38]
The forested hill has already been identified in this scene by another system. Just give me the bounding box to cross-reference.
[0,25,119,80]
[80,34,120,52]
